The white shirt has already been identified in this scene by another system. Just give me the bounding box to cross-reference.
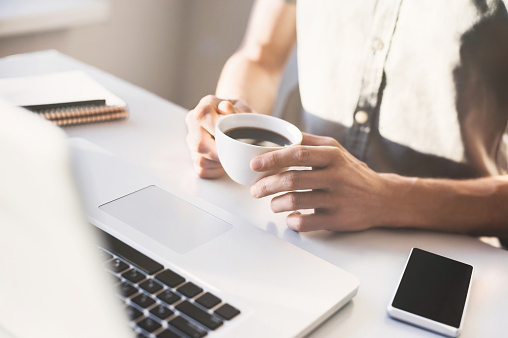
[295,0,508,178]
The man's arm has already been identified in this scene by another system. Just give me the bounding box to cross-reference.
[216,0,297,115]
[386,174,508,237]
[249,134,508,238]
[185,0,296,178]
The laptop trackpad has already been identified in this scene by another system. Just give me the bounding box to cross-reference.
[99,185,233,254]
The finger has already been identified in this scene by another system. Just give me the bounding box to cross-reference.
[301,133,341,147]
[191,153,223,169]
[186,129,221,161]
[251,169,327,198]
[251,145,337,172]
[286,211,333,232]
[195,107,221,137]
[190,95,225,136]
[194,165,226,179]
[218,100,237,115]
[185,107,217,142]
[190,149,225,178]
[270,190,330,213]
[200,99,249,135]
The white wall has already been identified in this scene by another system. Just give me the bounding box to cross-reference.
[177,0,257,109]
[0,0,256,110]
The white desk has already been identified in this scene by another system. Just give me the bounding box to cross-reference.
[1,50,506,337]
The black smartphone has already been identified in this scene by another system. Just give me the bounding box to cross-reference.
[387,248,473,337]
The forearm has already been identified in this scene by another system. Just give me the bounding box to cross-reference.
[214,0,297,115]
[382,174,508,237]
[215,51,283,115]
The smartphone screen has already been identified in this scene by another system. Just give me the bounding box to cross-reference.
[388,248,473,336]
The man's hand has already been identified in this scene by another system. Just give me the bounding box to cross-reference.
[250,133,391,232]
[185,95,253,178]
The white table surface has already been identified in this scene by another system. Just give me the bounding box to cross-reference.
[1,50,506,338]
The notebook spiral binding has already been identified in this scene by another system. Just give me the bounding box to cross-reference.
[23,100,129,127]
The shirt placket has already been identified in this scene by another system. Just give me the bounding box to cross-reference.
[346,0,404,160]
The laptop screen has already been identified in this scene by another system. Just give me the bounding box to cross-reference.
[0,98,131,338]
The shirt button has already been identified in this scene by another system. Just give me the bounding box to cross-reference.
[372,38,384,51]
[354,110,369,124]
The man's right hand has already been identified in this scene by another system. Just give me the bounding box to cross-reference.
[185,95,254,178]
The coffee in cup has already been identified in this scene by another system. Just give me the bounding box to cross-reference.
[215,113,302,186]
[224,127,292,147]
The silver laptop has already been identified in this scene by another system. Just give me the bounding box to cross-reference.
[0,98,359,338]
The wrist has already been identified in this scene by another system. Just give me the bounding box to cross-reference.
[375,173,421,228]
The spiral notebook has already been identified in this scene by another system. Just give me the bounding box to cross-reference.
[0,70,128,126]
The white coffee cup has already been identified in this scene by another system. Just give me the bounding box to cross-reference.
[215,113,302,186]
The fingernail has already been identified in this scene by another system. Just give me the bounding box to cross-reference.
[250,157,263,171]
[218,100,233,113]
[250,184,259,198]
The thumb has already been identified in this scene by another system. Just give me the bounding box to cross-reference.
[217,100,237,115]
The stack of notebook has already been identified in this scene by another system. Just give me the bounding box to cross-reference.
[0,70,128,126]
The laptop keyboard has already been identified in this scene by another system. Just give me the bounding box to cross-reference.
[97,228,241,338]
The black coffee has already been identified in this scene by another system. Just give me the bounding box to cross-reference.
[225,127,292,147]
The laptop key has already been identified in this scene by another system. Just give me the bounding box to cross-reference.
[119,281,139,297]
[195,293,221,309]
[131,294,156,309]
[155,269,185,288]
[215,303,241,320]
[177,282,203,298]
[156,329,182,338]
[98,228,164,275]
[139,278,163,294]
[176,301,223,330]
[137,317,162,333]
[122,268,146,284]
[126,306,143,320]
[157,290,181,305]
[168,316,207,338]
[107,258,129,273]
[150,304,174,320]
